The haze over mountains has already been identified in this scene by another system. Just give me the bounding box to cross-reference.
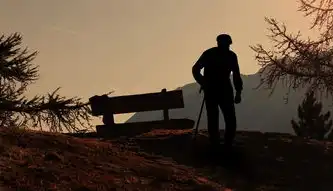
[127,72,333,134]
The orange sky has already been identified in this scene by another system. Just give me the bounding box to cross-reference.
[1,0,319,124]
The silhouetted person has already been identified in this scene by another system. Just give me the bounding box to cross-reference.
[192,34,243,151]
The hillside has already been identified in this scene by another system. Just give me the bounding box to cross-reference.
[127,73,333,134]
[0,128,333,190]
[0,128,223,191]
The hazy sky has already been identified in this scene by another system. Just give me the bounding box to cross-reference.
[1,0,319,123]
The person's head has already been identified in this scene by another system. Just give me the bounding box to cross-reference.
[216,34,232,49]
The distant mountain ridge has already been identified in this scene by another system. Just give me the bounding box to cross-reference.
[126,72,333,134]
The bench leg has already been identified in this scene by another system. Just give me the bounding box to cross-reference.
[102,113,115,125]
[163,109,169,121]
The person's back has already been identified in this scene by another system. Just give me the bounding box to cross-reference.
[192,34,243,151]
[201,47,237,93]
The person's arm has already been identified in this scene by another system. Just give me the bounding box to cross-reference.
[192,52,206,86]
[231,53,243,94]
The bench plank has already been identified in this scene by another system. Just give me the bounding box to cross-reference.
[90,89,184,115]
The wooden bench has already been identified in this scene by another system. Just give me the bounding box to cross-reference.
[89,88,194,137]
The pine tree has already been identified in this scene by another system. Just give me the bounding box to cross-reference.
[0,33,98,132]
[291,91,333,140]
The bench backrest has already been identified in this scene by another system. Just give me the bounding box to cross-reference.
[89,89,184,116]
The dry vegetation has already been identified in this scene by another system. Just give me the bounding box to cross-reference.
[0,128,333,190]
[0,128,225,191]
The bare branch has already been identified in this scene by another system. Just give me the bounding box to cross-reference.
[298,0,333,43]
[250,13,333,98]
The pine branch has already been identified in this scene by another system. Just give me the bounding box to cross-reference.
[0,33,39,84]
[0,32,99,133]
[0,88,94,132]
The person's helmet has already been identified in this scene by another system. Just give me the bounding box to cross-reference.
[216,34,232,45]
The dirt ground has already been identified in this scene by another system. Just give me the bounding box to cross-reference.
[0,128,333,191]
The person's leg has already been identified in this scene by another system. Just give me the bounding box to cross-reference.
[205,96,220,147]
[219,99,237,148]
